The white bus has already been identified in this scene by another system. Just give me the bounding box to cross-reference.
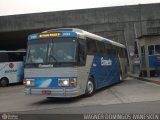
[24,28,128,97]
[0,50,26,87]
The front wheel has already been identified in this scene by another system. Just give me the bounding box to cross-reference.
[85,79,95,97]
[0,78,9,87]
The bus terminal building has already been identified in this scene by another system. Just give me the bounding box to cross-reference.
[0,3,160,75]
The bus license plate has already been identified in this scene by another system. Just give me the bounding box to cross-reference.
[42,90,51,95]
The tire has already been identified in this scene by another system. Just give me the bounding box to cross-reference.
[0,78,9,87]
[85,79,95,97]
[119,74,123,82]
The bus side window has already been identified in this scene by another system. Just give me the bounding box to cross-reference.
[79,39,86,65]
[117,47,123,57]
[0,53,9,62]
[122,48,126,58]
[112,46,117,56]
[110,45,116,56]
[148,45,154,55]
[105,44,112,56]
[155,45,160,54]
[97,41,105,55]
[141,46,145,56]
[115,46,118,57]
[87,38,97,55]
[104,44,108,55]
[8,52,25,62]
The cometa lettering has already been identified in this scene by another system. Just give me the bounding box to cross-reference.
[39,64,53,68]
[101,57,112,66]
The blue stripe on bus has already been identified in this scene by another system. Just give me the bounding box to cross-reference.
[89,56,120,90]
[26,77,77,88]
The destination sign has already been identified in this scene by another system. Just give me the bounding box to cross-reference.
[39,32,61,38]
[28,32,77,40]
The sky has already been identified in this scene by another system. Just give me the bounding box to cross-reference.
[0,0,160,16]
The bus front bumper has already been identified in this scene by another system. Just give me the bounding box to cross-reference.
[24,87,82,98]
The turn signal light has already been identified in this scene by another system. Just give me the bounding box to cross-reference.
[23,80,26,85]
[70,79,77,86]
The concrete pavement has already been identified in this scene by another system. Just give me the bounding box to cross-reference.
[128,73,160,85]
[0,77,160,113]
[16,100,160,114]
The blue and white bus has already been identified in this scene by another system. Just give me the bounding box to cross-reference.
[24,28,127,97]
[0,50,25,87]
[140,44,160,77]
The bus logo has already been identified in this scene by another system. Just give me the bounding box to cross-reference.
[9,63,14,68]
[101,57,112,66]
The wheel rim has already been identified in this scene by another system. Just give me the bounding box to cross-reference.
[87,81,94,94]
[120,75,122,80]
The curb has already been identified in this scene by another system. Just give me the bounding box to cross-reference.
[128,74,160,85]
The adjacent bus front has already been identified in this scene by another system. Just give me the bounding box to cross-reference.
[24,32,86,97]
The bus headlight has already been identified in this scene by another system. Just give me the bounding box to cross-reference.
[23,79,35,86]
[58,78,77,87]
[58,79,69,86]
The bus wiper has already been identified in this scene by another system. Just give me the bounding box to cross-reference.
[49,54,58,63]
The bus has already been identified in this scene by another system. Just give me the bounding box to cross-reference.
[0,50,26,87]
[140,44,160,77]
[24,28,127,97]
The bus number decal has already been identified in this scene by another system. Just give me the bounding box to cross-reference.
[62,32,71,36]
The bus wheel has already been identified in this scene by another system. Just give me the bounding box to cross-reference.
[0,78,9,87]
[85,79,95,97]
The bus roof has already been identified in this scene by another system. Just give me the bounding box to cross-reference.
[0,50,26,53]
[42,28,126,48]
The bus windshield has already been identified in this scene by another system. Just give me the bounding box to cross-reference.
[26,38,77,64]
